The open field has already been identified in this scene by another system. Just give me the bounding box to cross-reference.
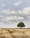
[0,28,30,38]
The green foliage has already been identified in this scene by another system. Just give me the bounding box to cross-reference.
[17,22,25,28]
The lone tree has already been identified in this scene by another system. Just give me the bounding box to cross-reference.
[17,22,25,28]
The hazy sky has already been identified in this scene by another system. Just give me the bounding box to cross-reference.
[0,0,30,28]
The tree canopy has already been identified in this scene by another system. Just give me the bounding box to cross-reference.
[17,22,25,28]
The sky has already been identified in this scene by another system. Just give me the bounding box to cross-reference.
[0,0,30,28]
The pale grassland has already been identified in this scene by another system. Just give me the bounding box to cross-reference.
[0,28,30,38]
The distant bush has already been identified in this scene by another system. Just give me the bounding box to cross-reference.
[17,22,25,28]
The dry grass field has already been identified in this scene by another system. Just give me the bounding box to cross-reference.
[0,28,30,38]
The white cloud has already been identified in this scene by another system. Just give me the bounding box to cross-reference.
[2,9,17,14]
[0,15,24,23]
[1,7,30,23]
[13,0,22,6]
[18,16,24,19]
[18,7,30,15]
[2,7,30,15]
[6,16,13,20]
[4,16,24,21]
[0,15,4,17]
[2,4,5,6]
